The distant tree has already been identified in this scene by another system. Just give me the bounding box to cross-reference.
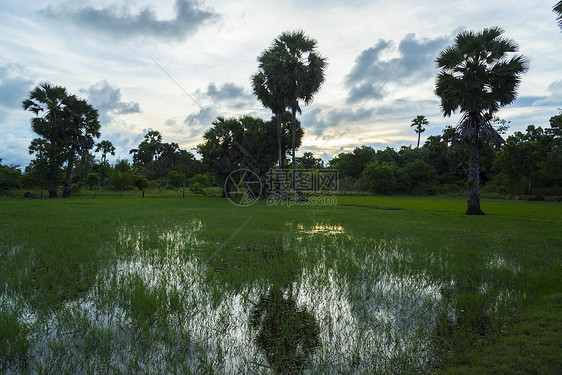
[130,130,163,179]
[95,140,115,164]
[329,145,376,180]
[0,164,22,191]
[495,125,553,194]
[85,172,100,190]
[398,146,430,166]
[363,160,397,194]
[109,159,133,197]
[402,159,436,194]
[168,170,186,188]
[159,142,180,175]
[555,1,562,30]
[297,152,323,169]
[132,175,149,198]
[424,135,449,173]
[549,114,562,137]
[411,115,429,148]
[238,115,278,197]
[22,83,69,198]
[196,117,244,197]
[61,95,100,198]
[189,174,211,196]
[435,27,528,214]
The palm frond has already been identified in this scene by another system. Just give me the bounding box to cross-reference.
[555,1,562,29]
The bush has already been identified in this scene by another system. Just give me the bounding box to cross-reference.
[85,173,100,190]
[363,160,397,194]
[0,165,22,191]
[189,174,210,196]
[402,159,436,193]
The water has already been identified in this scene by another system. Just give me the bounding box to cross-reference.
[0,221,521,374]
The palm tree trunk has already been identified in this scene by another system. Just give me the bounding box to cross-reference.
[48,173,58,198]
[417,132,421,148]
[276,109,288,198]
[466,140,485,215]
[63,157,74,198]
[47,145,58,198]
[291,107,306,200]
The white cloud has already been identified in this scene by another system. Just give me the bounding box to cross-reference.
[0,0,559,167]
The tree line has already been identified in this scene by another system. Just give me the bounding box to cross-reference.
[2,24,562,213]
[331,114,562,197]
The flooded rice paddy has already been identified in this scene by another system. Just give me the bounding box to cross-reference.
[1,219,524,374]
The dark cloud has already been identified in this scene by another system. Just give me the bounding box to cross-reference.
[42,0,218,42]
[0,63,34,109]
[165,118,177,128]
[300,106,375,138]
[512,96,546,107]
[375,98,440,117]
[522,80,562,108]
[346,33,450,104]
[184,106,213,137]
[81,80,141,123]
[196,82,254,109]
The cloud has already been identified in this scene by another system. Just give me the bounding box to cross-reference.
[300,106,375,138]
[0,132,33,169]
[184,106,214,137]
[532,80,562,107]
[81,80,141,123]
[196,82,254,109]
[42,0,218,42]
[512,80,562,108]
[0,62,34,110]
[345,33,450,104]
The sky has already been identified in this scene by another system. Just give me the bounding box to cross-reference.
[0,0,561,168]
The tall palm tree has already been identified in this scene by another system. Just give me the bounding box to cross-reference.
[252,50,291,198]
[555,1,562,30]
[270,30,327,198]
[410,115,428,148]
[435,27,528,215]
[23,83,70,198]
[61,95,100,198]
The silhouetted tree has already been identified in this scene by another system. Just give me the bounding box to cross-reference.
[435,27,528,214]
[411,115,428,148]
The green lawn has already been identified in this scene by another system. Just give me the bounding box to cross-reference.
[0,195,560,373]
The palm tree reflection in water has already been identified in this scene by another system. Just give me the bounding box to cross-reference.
[250,288,320,374]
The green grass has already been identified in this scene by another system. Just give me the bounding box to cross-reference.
[0,195,560,373]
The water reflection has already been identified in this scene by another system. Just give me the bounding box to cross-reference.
[1,222,525,374]
[294,223,345,235]
[250,288,320,374]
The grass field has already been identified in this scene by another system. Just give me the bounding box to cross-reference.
[0,195,560,374]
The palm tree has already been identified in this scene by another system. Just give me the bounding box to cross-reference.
[270,30,327,198]
[555,1,562,30]
[23,83,70,198]
[410,115,428,148]
[95,140,115,164]
[435,27,528,215]
[61,95,100,198]
[252,50,291,198]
